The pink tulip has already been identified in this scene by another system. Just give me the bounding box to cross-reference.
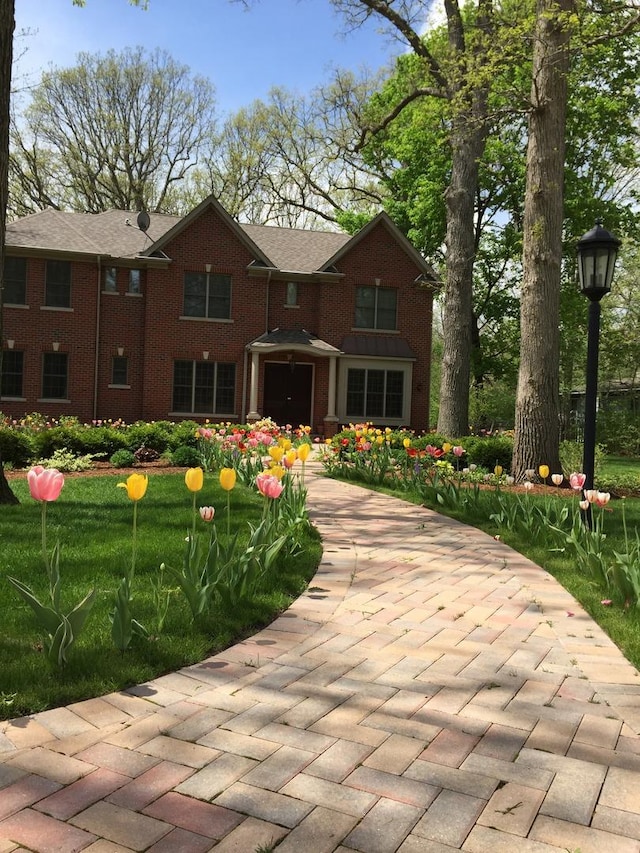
[551,473,563,486]
[584,489,598,503]
[453,445,465,457]
[199,506,215,522]
[27,466,64,502]
[256,473,284,499]
[569,472,586,491]
[579,499,590,511]
[595,492,610,507]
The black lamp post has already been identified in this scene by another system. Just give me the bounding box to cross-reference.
[576,221,621,527]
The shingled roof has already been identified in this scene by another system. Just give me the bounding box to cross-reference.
[5,197,435,279]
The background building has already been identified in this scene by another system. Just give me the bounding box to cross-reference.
[2,196,437,435]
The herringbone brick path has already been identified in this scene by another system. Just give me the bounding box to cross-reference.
[2,467,639,852]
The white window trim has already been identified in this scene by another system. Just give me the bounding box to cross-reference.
[337,356,412,426]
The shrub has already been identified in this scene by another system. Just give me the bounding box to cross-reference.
[0,429,33,467]
[36,449,97,472]
[123,421,175,453]
[559,440,604,478]
[462,435,513,472]
[170,445,201,467]
[110,449,136,468]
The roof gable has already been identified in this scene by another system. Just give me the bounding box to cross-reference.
[142,195,273,266]
[321,211,437,280]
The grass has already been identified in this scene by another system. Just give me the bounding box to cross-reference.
[0,473,321,721]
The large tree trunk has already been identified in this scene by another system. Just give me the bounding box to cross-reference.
[0,0,18,505]
[512,0,571,480]
[437,115,487,437]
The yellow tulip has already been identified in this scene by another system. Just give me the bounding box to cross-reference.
[539,465,549,480]
[376,435,384,445]
[269,446,284,462]
[494,465,503,477]
[184,467,204,492]
[282,438,292,451]
[117,473,148,502]
[442,442,452,454]
[403,438,411,449]
[219,468,236,491]
[297,443,311,462]
[268,464,286,479]
[325,438,332,445]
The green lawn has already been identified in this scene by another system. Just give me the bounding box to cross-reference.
[0,473,321,720]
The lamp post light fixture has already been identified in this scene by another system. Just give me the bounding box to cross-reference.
[576,221,621,528]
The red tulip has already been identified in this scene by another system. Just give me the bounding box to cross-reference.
[27,466,64,502]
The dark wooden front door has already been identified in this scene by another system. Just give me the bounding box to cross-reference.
[263,362,312,427]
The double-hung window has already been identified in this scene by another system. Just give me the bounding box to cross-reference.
[183,273,232,320]
[355,286,397,330]
[346,368,404,419]
[4,257,27,304]
[45,260,71,308]
[111,356,128,386]
[173,360,235,414]
[104,267,117,293]
[1,350,24,397]
[42,352,68,399]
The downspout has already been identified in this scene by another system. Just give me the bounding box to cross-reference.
[264,268,272,333]
[93,256,101,421]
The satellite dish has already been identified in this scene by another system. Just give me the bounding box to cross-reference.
[136,211,150,232]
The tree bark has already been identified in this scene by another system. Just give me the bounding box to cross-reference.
[0,0,18,504]
[512,0,571,480]
[437,113,487,436]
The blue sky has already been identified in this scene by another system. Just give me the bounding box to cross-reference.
[14,0,405,116]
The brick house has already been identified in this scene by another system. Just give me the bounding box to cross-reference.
[1,196,438,435]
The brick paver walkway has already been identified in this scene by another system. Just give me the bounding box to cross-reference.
[2,468,640,852]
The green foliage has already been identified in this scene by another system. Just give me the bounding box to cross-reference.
[0,428,32,467]
[559,441,604,479]
[462,435,513,473]
[36,449,98,472]
[7,541,96,667]
[110,449,137,468]
[170,444,201,467]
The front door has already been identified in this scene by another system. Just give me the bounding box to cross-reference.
[263,362,312,427]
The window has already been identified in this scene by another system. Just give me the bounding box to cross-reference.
[172,360,235,414]
[111,356,128,386]
[128,269,141,294]
[285,281,298,306]
[346,368,404,419]
[1,350,24,397]
[42,352,68,399]
[104,267,117,292]
[183,272,232,319]
[4,257,27,304]
[45,260,71,308]
[355,286,397,330]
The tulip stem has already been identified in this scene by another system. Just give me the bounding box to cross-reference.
[41,501,48,572]
[226,491,230,538]
[131,500,138,580]
[192,492,197,538]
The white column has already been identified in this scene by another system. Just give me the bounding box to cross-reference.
[324,356,339,429]
[247,350,260,421]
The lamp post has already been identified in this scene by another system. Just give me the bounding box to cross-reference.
[576,221,621,528]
